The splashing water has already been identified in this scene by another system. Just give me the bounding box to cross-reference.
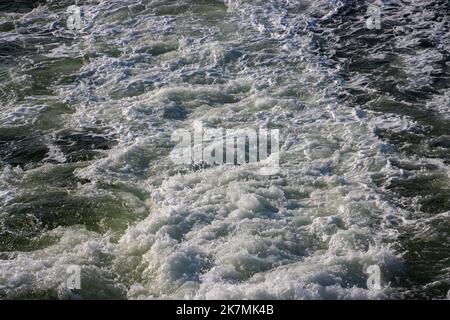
[0,0,449,299]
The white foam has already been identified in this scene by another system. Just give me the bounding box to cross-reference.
[1,0,447,300]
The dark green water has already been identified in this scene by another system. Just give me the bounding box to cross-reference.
[0,0,448,299]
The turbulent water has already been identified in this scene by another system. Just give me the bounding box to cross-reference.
[0,0,449,299]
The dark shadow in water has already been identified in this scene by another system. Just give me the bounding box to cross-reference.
[53,128,118,163]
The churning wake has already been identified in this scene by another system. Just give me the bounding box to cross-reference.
[0,0,449,299]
